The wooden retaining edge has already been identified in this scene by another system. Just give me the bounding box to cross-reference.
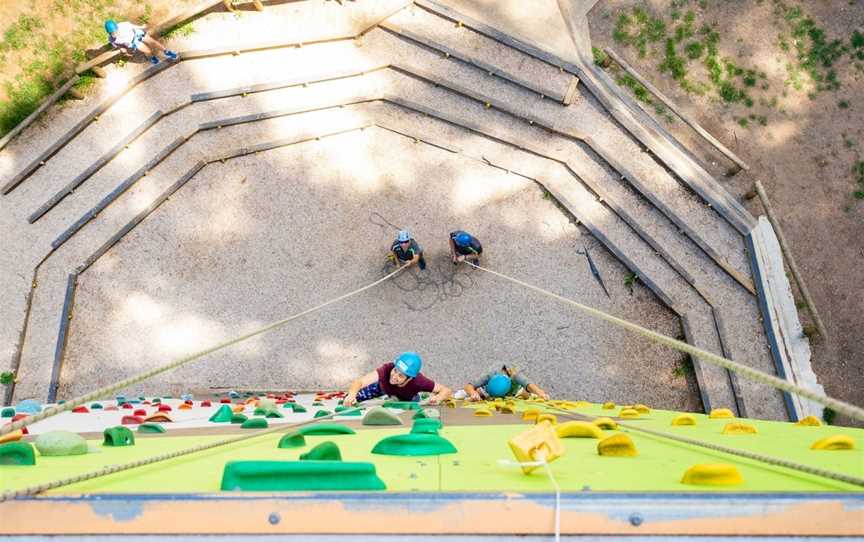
[604,47,750,172]
[414,0,757,236]
[711,308,748,417]
[47,273,78,403]
[680,312,715,413]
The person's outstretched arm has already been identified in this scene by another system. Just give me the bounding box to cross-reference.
[343,371,378,406]
[526,383,549,400]
[427,382,452,405]
[463,384,482,401]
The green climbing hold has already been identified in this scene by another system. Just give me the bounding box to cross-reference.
[231,413,248,424]
[0,441,36,465]
[372,433,457,456]
[220,461,385,491]
[382,401,420,410]
[152,398,161,404]
[1,407,14,418]
[314,410,332,418]
[413,408,440,420]
[138,423,166,433]
[241,418,268,429]
[291,404,307,413]
[362,406,403,426]
[90,403,103,410]
[277,433,306,449]
[265,410,284,419]
[35,431,89,456]
[209,404,233,423]
[298,423,355,436]
[253,407,267,416]
[103,426,135,447]
[334,405,350,412]
[337,409,361,417]
[312,402,324,406]
[299,441,342,461]
[411,419,442,435]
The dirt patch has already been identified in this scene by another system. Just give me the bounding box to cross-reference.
[588,0,863,425]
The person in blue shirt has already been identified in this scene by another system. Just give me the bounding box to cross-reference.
[391,229,426,270]
[449,230,483,264]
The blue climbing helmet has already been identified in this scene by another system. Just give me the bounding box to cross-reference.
[104,19,118,34]
[454,232,471,247]
[487,374,512,397]
[394,351,422,378]
[397,229,411,243]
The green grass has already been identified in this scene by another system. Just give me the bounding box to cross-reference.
[838,100,849,109]
[775,0,848,93]
[0,371,14,385]
[854,161,864,200]
[671,357,693,378]
[0,15,44,52]
[162,21,195,39]
[592,46,609,67]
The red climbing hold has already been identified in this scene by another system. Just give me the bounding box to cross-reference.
[72,406,89,413]
[121,416,144,425]
[158,404,172,412]
[184,400,193,405]
[200,400,212,407]
[220,398,232,403]
[121,403,133,409]
[142,401,151,405]
[133,409,146,416]
[12,414,29,423]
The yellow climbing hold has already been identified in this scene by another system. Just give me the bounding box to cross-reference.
[681,464,744,486]
[232,405,245,413]
[722,422,758,435]
[536,413,557,425]
[597,434,638,457]
[602,402,616,409]
[709,408,735,419]
[522,408,540,421]
[633,404,650,414]
[810,435,855,450]
[473,408,493,417]
[499,404,515,414]
[619,408,640,419]
[671,414,697,426]
[555,421,604,439]
[0,429,23,445]
[796,415,823,427]
[592,417,618,430]
[508,421,565,474]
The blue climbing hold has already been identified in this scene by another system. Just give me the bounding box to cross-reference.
[15,399,42,414]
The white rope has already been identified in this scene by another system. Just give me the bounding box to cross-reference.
[498,458,561,541]
[467,262,864,422]
[1,267,404,436]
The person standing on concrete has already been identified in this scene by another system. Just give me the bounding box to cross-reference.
[390,229,426,270]
[449,230,483,264]
[105,19,177,65]
[462,364,549,401]
[343,352,451,406]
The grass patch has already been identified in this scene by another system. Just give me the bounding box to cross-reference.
[838,100,849,109]
[853,160,864,200]
[672,357,694,378]
[613,7,667,57]
[775,0,847,93]
[162,21,195,39]
[592,46,610,67]
[624,272,638,293]
[822,407,836,425]
[0,15,45,52]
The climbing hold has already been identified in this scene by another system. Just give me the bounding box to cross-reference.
[0,441,36,465]
[152,398,161,404]
[209,404,233,423]
[121,415,144,425]
[372,433,457,456]
[241,418,268,429]
[522,408,540,421]
[15,399,42,415]
[104,406,118,411]
[138,423,166,433]
[72,406,89,413]
[672,414,697,426]
[133,409,146,416]
[796,416,822,426]
[158,404,172,412]
[335,408,361,417]
[121,403,134,409]
[34,431,88,456]
[90,403,103,410]
[231,413,248,424]
[598,434,638,457]
[220,461,385,491]
[144,413,173,423]
[278,433,306,449]
[289,404,307,413]
[265,410,285,419]
[220,398,232,404]
[1,407,14,418]
[722,422,758,434]
[362,407,402,426]
[536,414,557,425]
[314,410,332,419]
[508,422,565,474]
[382,401,421,411]
[200,400,212,407]
[0,429,24,445]
[474,408,493,417]
[232,405,246,413]
[411,419,442,435]
[681,464,744,486]
[709,408,735,419]
[444,399,456,408]
[103,426,135,447]
[633,404,650,414]
[312,402,324,407]
[555,421,604,439]
[619,408,640,419]
[592,417,618,430]
[810,435,855,450]
[257,398,278,413]
[178,403,192,410]
[298,424,356,436]
[602,402,616,409]
[300,441,342,461]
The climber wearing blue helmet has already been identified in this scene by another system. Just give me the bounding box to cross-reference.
[390,229,426,270]
[463,364,549,401]
[448,230,483,264]
[343,352,451,407]
[104,19,177,65]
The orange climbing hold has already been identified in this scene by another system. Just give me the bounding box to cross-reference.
[232,405,246,413]
[178,404,192,410]
[144,413,173,423]
[0,429,23,444]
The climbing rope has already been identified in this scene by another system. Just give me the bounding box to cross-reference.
[498,458,561,541]
[0,399,385,502]
[467,262,864,423]
[0,267,404,436]
[539,402,864,489]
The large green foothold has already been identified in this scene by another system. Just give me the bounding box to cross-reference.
[411,419,442,435]
[362,406,403,426]
[265,410,284,419]
[314,410,332,419]
[103,426,135,447]
[372,433,457,456]
[220,461,386,491]
[300,441,342,461]
[277,433,306,449]
[241,418,268,429]
[35,431,89,456]
[0,441,36,465]
[138,423,166,433]
[231,413,248,424]
[284,403,307,413]
[382,401,420,410]
[298,424,355,436]
[209,404,233,423]
[1,407,14,418]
